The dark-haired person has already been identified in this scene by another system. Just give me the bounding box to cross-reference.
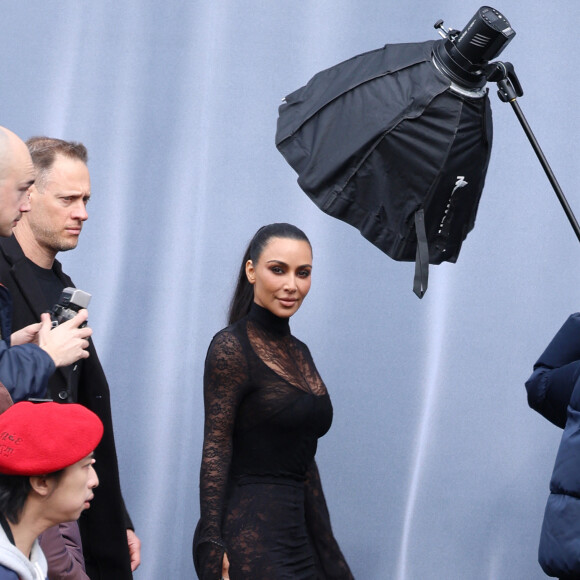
[0,137,140,579]
[0,401,102,580]
[193,223,353,579]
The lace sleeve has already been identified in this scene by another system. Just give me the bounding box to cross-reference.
[304,460,354,579]
[194,330,248,579]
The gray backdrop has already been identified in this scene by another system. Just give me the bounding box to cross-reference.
[1,1,578,578]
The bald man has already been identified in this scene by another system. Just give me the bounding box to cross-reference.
[0,127,34,237]
[0,127,91,401]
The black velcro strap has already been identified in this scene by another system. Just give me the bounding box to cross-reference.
[413,209,429,298]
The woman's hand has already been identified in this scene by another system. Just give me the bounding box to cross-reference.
[221,552,230,579]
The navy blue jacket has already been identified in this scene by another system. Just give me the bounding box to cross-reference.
[0,564,46,579]
[0,284,54,401]
[0,565,18,579]
[526,314,580,578]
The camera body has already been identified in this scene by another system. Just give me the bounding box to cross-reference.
[50,287,91,328]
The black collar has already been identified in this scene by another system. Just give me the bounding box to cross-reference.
[248,302,291,336]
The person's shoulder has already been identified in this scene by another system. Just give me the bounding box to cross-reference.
[210,324,240,347]
[0,564,19,579]
[206,322,247,359]
[213,316,249,340]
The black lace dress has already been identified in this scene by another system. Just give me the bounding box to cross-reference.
[193,303,353,580]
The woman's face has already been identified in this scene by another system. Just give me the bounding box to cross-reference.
[246,237,312,318]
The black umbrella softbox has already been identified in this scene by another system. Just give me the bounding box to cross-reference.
[276,40,492,297]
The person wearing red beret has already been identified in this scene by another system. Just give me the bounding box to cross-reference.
[0,402,103,580]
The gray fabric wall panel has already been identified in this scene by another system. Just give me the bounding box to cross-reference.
[1,2,577,578]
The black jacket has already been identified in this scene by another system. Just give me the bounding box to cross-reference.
[526,314,580,577]
[0,234,133,580]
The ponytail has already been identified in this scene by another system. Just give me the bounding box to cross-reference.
[228,244,254,325]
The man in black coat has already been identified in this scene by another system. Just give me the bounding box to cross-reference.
[0,127,92,403]
[0,136,141,579]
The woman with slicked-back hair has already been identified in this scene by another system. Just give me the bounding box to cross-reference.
[193,223,353,579]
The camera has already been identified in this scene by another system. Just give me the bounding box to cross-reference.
[49,287,91,328]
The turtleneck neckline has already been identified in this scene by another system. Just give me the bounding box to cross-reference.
[248,302,291,336]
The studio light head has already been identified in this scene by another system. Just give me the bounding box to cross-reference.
[433,6,515,89]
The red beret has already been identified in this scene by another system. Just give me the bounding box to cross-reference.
[0,402,103,475]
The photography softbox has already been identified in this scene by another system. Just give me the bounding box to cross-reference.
[276,39,493,297]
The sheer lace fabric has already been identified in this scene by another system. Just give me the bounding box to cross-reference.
[193,304,353,579]
[246,320,327,396]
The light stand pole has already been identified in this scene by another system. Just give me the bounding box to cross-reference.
[486,61,580,243]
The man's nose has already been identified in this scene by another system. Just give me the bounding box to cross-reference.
[72,201,88,221]
[90,467,99,489]
[19,192,31,213]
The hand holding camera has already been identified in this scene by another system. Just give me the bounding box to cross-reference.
[39,288,93,368]
[38,310,92,367]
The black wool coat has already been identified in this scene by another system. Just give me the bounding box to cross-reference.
[0,234,133,580]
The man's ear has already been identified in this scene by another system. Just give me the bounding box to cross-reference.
[245,260,256,285]
[29,475,55,498]
[27,183,39,201]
